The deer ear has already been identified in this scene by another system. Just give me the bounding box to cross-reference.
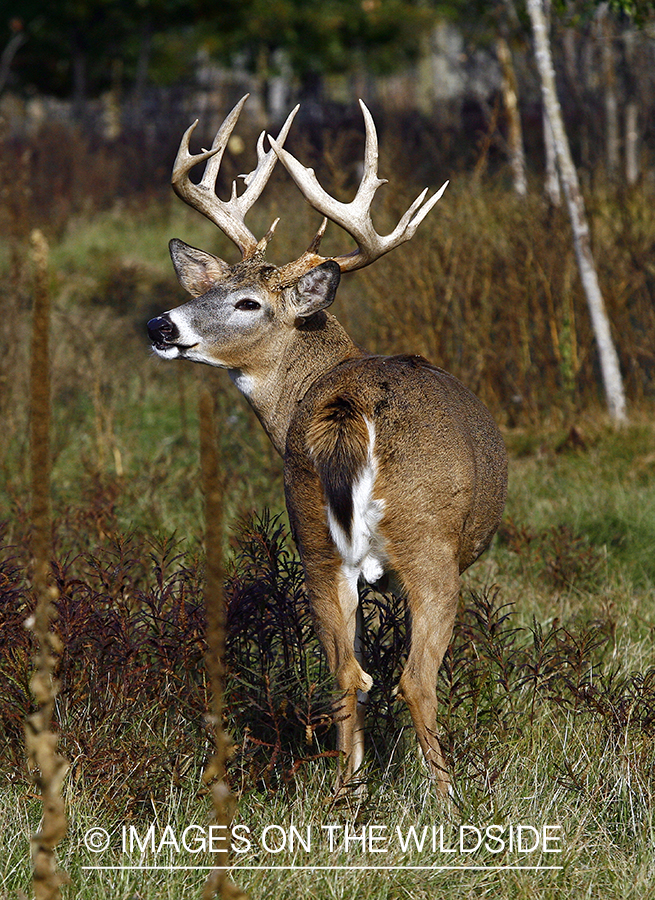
[291,260,341,321]
[169,239,231,297]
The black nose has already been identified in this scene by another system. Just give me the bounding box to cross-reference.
[147,314,179,345]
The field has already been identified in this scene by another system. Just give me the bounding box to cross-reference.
[1,119,654,899]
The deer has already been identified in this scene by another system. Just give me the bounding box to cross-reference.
[147,94,508,797]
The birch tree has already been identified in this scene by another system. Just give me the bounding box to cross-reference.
[542,0,561,204]
[526,0,627,423]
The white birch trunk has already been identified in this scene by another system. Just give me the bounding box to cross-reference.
[543,108,561,205]
[542,0,561,205]
[526,0,627,423]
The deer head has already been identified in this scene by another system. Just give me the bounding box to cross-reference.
[148,94,447,375]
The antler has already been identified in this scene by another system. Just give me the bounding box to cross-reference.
[269,99,448,278]
[172,94,299,259]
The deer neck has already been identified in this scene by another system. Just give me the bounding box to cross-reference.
[228,312,362,455]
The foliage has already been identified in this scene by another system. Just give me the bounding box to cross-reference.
[199,0,436,88]
[2,0,437,100]
[2,0,202,98]
[554,0,655,27]
[608,0,655,25]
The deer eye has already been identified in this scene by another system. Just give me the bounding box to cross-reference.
[235,298,261,312]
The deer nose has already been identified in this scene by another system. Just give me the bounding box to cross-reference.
[147,315,179,345]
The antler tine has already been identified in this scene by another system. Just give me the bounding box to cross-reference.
[171,94,299,258]
[356,99,388,202]
[199,94,250,191]
[233,106,299,220]
[388,180,450,241]
[269,99,447,273]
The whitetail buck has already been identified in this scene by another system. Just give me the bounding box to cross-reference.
[148,95,507,796]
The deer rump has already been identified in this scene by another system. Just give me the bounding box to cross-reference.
[285,353,507,587]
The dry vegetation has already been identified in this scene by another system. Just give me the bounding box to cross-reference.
[0,115,654,899]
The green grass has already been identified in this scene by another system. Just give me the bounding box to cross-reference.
[493,418,655,653]
[3,722,654,899]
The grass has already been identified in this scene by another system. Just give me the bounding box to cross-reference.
[0,121,654,899]
[495,417,655,651]
[2,430,654,898]
[2,724,654,899]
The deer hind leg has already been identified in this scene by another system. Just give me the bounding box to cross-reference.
[351,601,369,778]
[396,557,460,796]
[307,565,372,794]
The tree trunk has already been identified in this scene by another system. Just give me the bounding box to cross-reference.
[625,100,638,186]
[600,7,620,179]
[497,37,527,197]
[543,108,561,205]
[542,0,560,205]
[526,0,627,423]
[72,40,87,121]
[0,28,27,95]
[622,27,639,186]
[134,21,152,103]
[579,37,594,169]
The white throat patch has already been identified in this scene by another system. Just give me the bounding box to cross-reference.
[229,369,256,397]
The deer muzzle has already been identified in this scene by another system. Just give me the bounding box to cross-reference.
[147,314,180,350]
